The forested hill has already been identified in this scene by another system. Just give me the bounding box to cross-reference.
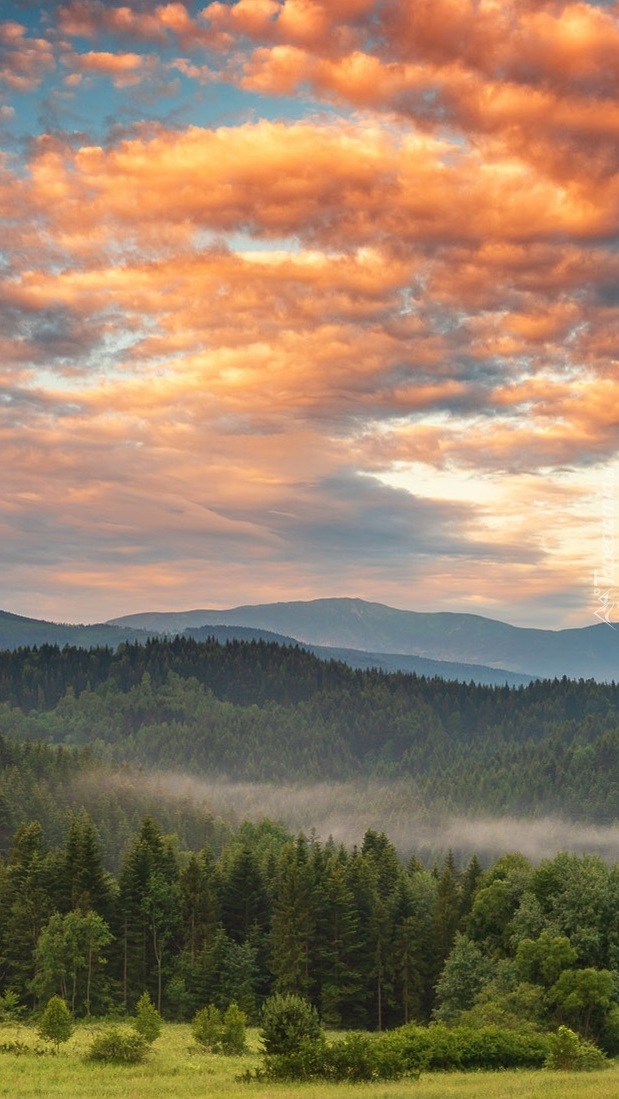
[0,609,531,686]
[109,596,619,680]
[1,637,619,821]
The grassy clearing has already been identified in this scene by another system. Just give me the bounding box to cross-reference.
[0,1023,617,1099]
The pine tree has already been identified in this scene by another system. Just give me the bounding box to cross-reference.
[314,856,362,1026]
[270,838,316,998]
[115,817,180,1010]
[0,822,54,1005]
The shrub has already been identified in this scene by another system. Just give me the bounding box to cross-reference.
[192,1003,247,1054]
[260,993,322,1054]
[133,991,162,1044]
[391,1023,550,1072]
[221,1003,247,1054]
[545,1026,608,1072]
[327,1032,412,1082]
[261,1031,417,1082]
[38,996,73,1052]
[86,1028,148,1064]
[192,1004,224,1051]
[263,1035,329,1081]
[451,1026,550,1070]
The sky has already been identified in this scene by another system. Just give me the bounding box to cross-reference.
[1,0,618,629]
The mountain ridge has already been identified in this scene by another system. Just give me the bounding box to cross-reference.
[108,596,618,680]
[0,607,531,687]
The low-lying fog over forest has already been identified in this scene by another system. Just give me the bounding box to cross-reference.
[0,635,618,868]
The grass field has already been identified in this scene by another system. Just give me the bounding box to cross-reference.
[0,1023,617,1099]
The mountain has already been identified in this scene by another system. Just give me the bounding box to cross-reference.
[0,610,529,686]
[110,597,619,681]
[0,609,152,650]
[182,626,531,686]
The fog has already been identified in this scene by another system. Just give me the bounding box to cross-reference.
[96,770,619,865]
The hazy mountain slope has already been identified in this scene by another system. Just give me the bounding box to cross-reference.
[183,625,532,686]
[0,611,531,686]
[0,609,151,650]
[110,597,619,680]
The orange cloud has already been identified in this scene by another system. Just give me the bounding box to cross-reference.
[24,118,618,259]
[4,1,619,626]
[73,49,154,86]
[57,1,214,48]
[0,21,55,91]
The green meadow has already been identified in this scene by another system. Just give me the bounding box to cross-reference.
[0,1024,617,1099]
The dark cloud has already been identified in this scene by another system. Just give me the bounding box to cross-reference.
[214,471,542,566]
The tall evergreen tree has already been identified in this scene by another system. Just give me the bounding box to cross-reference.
[269,837,316,998]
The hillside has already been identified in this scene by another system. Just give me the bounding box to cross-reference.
[110,597,619,680]
[0,609,151,650]
[0,636,618,822]
[0,609,531,687]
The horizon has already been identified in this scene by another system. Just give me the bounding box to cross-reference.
[2,1,618,630]
[1,593,612,634]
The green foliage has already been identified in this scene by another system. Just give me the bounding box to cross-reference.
[257,1024,549,1082]
[37,995,73,1051]
[221,1003,247,1054]
[545,1025,608,1071]
[260,992,322,1054]
[192,1004,223,1051]
[86,1027,148,1063]
[391,1023,551,1071]
[4,636,619,829]
[433,933,495,1022]
[33,909,112,1016]
[191,1002,247,1054]
[133,991,162,1044]
[261,1032,414,1082]
[515,933,577,987]
[0,989,25,1022]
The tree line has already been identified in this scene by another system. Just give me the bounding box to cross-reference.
[0,637,618,819]
[2,811,619,1054]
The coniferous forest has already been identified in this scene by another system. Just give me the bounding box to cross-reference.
[0,636,618,829]
[4,808,619,1056]
[1,637,619,1052]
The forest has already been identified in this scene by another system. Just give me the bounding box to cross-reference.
[0,636,618,827]
[2,808,619,1059]
[1,637,619,1067]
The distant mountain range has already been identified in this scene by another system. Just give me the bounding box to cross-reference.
[0,608,531,687]
[0,596,616,683]
[109,597,618,681]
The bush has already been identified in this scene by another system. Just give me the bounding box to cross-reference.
[260,993,322,1054]
[545,1026,608,1072]
[192,1005,224,1051]
[221,1003,247,1054]
[38,996,73,1052]
[327,1032,413,1082]
[86,1028,149,1064]
[133,991,162,1044]
[192,1003,247,1054]
[263,1035,329,1081]
[391,1023,550,1072]
[261,1031,417,1082]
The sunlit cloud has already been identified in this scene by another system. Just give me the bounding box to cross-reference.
[0,1,617,627]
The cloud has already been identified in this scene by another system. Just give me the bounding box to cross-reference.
[0,20,55,91]
[56,1,194,43]
[71,49,156,86]
[1,0,618,627]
